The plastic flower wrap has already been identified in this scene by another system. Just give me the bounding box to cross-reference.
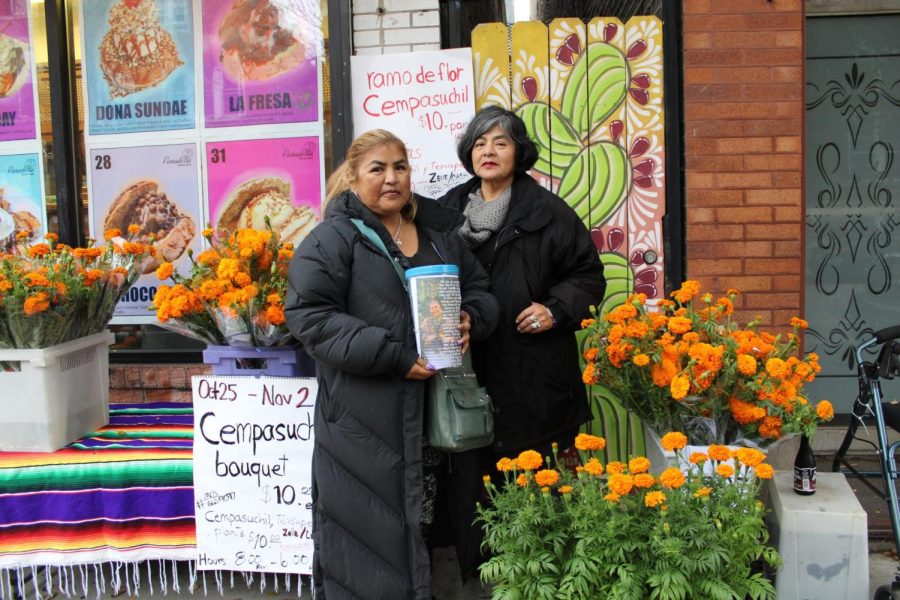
[152,225,294,347]
[0,229,152,353]
[581,281,834,445]
[477,433,780,599]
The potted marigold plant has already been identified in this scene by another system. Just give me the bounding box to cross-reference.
[151,225,305,375]
[0,228,152,452]
[478,432,780,599]
[580,281,834,448]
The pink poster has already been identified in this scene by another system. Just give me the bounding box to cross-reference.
[201,0,320,128]
[205,136,321,248]
[0,0,36,142]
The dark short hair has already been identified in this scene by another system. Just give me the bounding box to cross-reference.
[456,106,539,176]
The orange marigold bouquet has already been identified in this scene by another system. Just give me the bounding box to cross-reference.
[581,281,834,445]
[151,226,294,347]
[477,433,780,598]
[0,228,152,352]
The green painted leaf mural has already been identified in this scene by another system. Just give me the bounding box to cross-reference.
[561,43,629,140]
[556,142,631,226]
[597,251,633,316]
[516,102,581,176]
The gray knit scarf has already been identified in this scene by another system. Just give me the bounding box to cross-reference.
[458,185,512,248]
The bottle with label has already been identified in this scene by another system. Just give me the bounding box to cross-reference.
[793,434,816,495]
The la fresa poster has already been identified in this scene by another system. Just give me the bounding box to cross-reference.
[0,0,37,142]
[202,0,320,128]
[82,0,196,136]
[205,136,321,250]
[0,153,43,254]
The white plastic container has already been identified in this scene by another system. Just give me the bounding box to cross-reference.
[0,332,113,452]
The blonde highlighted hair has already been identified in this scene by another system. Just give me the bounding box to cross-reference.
[325,129,417,219]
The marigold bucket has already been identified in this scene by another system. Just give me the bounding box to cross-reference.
[0,332,113,453]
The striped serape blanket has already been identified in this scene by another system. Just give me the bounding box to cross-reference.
[0,403,196,582]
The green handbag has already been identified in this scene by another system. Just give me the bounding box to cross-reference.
[350,217,494,452]
[425,352,495,452]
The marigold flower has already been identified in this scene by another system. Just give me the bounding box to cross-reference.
[607,473,634,495]
[765,357,788,379]
[694,486,712,498]
[584,458,604,477]
[716,463,735,478]
[202,228,214,238]
[660,432,688,452]
[581,318,596,329]
[755,464,774,479]
[735,448,766,467]
[659,467,685,489]
[126,224,140,235]
[736,353,758,376]
[671,280,701,304]
[604,492,621,503]
[534,469,559,487]
[670,375,690,400]
[496,457,516,472]
[558,485,573,494]
[667,316,693,335]
[606,461,626,475]
[633,353,650,367]
[790,317,809,329]
[516,474,528,487]
[708,445,732,461]
[15,230,29,240]
[27,243,51,258]
[156,262,174,280]
[816,400,834,421]
[45,232,59,242]
[726,288,740,296]
[758,416,783,439]
[482,475,491,485]
[23,291,51,315]
[574,433,606,452]
[633,473,655,488]
[583,347,599,361]
[104,228,122,241]
[644,491,666,508]
[689,452,708,465]
[582,362,598,385]
[628,457,651,474]
[540,486,550,494]
[516,450,543,471]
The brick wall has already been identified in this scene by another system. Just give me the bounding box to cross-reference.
[352,0,441,55]
[109,364,210,403]
[682,0,804,328]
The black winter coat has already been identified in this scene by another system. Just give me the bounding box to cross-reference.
[284,191,499,600]
[438,175,606,452]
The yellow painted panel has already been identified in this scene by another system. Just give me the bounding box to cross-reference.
[471,23,511,111]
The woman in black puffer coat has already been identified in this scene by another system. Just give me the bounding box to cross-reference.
[285,129,498,599]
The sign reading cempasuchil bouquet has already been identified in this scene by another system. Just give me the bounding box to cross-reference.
[192,375,316,574]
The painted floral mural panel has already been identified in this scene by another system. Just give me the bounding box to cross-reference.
[471,23,511,111]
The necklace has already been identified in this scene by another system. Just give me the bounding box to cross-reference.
[393,217,404,246]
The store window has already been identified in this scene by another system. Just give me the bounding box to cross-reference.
[26,0,335,361]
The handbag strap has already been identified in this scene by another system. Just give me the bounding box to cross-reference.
[351,218,407,287]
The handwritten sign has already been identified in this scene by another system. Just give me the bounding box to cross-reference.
[351,48,475,198]
[192,375,316,574]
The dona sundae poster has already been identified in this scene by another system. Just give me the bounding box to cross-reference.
[202,0,320,128]
[81,0,196,136]
[205,137,321,250]
[0,1,37,142]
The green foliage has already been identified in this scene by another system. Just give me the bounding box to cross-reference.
[477,437,781,600]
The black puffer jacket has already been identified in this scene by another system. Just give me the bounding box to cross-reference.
[438,175,606,452]
[285,191,498,600]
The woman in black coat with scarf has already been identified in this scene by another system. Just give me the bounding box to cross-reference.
[436,106,606,578]
[285,129,499,599]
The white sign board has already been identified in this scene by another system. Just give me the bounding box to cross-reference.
[192,375,316,574]
[351,48,476,199]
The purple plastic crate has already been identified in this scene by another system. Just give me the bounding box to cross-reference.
[202,345,315,377]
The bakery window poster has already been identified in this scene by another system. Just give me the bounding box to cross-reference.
[82,0,196,136]
[202,0,320,128]
[88,143,201,319]
[205,137,321,249]
[0,1,37,142]
[0,153,43,255]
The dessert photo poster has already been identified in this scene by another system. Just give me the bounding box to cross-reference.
[204,136,321,250]
[0,0,37,142]
[202,0,320,128]
[87,142,202,319]
[82,0,196,136]
[0,152,44,254]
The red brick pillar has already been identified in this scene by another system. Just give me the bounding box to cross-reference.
[682,0,804,327]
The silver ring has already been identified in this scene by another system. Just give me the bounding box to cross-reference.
[530,315,538,324]
[531,321,540,330]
